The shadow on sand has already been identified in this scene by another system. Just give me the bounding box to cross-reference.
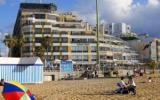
[80,91,115,96]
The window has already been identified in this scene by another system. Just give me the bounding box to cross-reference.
[44,28,51,34]
[53,38,59,43]
[22,20,33,26]
[72,46,76,51]
[47,15,57,20]
[35,28,42,33]
[35,37,42,43]
[54,46,59,52]
[61,47,68,52]
[62,38,68,42]
[35,14,45,19]
[91,46,97,51]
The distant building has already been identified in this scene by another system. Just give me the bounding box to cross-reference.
[98,25,140,68]
[127,37,160,62]
[106,23,137,38]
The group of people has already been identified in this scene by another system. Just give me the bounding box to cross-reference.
[115,76,136,95]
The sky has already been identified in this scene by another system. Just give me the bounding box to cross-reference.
[0,0,160,55]
[0,0,159,36]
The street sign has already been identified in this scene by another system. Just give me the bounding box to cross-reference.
[60,60,73,76]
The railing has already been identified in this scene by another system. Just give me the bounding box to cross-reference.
[43,67,58,72]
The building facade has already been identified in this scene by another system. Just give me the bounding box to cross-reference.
[105,23,137,37]
[98,25,139,68]
[13,3,140,69]
[128,38,160,62]
[13,3,97,67]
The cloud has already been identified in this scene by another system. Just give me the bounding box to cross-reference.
[73,0,160,37]
[0,0,5,5]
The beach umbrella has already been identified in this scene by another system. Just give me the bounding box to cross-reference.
[2,81,35,100]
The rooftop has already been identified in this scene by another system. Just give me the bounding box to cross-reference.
[20,3,57,11]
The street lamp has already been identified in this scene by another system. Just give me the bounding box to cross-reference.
[96,0,100,71]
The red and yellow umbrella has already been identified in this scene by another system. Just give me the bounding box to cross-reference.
[2,81,35,100]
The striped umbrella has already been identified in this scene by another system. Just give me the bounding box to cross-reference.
[2,81,35,100]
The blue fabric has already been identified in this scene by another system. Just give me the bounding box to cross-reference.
[30,95,35,100]
[2,82,24,93]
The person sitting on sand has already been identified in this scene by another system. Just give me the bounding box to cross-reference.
[127,76,136,95]
[115,77,127,94]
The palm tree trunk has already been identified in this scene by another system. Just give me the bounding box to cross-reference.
[20,47,22,57]
[9,48,11,57]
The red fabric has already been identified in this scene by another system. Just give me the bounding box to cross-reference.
[2,92,24,100]
[26,90,32,95]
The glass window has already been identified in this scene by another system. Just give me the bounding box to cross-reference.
[35,14,45,19]
[47,15,57,20]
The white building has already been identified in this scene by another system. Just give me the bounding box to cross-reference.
[98,25,140,68]
[106,23,133,37]
[127,37,160,62]
[12,3,140,69]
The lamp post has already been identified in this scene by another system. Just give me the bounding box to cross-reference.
[96,0,100,71]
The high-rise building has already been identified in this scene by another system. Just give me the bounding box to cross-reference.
[106,23,134,37]
[13,3,97,67]
[13,3,140,69]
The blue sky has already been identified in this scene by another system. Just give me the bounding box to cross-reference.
[0,0,160,56]
[0,0,160,36]
[0,0,79,33]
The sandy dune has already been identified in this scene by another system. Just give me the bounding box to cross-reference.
[1,75,160,100]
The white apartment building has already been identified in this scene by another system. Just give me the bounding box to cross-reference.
[98,24,140,68]
[106,23,132,37]
[12,3,140,69]
[13,3,97,67]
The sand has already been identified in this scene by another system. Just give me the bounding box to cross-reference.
[1,75,160,100]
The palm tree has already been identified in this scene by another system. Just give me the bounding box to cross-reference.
[3,35,17,57]
[35,46,45,61]
[147,60,157,74]
[16,34,24,57]
[41,36,53,61]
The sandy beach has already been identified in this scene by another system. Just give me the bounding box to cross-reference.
[1,75,160,100]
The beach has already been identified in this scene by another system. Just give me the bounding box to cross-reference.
[1,75,160,100]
